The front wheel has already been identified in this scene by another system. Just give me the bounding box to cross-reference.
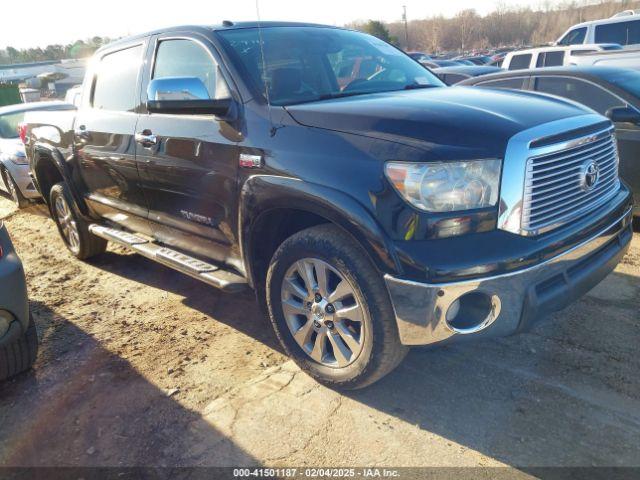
[266,224,408,390]
[49,182,107,260]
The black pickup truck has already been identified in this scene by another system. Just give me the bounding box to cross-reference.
[23,22,634,389]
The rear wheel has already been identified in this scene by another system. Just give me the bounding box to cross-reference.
[2,168,28,209]
[266,224,408,390]
[0,314,38,381]
[49,182,107,260]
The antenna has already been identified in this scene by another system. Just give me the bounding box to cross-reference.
[255,0,277,137]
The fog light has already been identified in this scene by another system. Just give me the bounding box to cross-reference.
[0,310,15,337]
[445,291,501,334]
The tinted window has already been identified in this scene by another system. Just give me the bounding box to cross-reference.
[92,46,142,111]
[543,51,565,67]
[153,39,229,99]
[508,54,532,70]
[534,77,624,114]
[477,77,527,90]
[557,27,587,45]
[0,111,24,138]
[218,27,444,106]
[595,20,640,45]
[442,73,468,85]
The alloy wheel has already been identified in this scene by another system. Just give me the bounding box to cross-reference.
[54,195,80,254]
[281,258,366,368]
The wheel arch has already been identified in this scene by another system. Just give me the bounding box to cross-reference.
[240,176,402,289]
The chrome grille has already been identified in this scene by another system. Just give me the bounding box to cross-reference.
[522,129,620,235]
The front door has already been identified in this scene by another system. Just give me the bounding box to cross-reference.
[136,34,241,265]
[75,43,151,235]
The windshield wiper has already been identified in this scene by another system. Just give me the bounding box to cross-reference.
[316,91,372,101]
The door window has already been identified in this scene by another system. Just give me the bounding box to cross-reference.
[557,27,587,45]
[508,54,532,70]
[152,39,229,100]
[536,50,565,67]
[533,77,625,114]
[476,77,527,90]
[595,20,640,45]
[92,45,143,112]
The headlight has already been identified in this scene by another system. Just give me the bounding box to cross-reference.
[385,159,502,213]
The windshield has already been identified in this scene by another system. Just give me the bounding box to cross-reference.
[0,111,24,139]
[217,27,444,106]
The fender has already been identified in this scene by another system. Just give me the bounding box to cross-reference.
[32,143,91,217]
[239,175,403,287]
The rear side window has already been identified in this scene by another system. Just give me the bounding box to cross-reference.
[508,54,531,70]
[477,77,527,90]
[557,27,587,46]
[538,51,565,67]
[533,77,625,114]
[595,20,640,45]
[152,39,229,99]
[92,46,143,112]
[441,73,468,85]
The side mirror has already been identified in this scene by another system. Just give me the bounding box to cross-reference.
[146,77,233,117]
[606,105,640,124]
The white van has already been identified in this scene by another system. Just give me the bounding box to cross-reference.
[556,11,640,48]
[502,44,622,70]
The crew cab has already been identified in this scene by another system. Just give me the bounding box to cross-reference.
[22,22,634,389]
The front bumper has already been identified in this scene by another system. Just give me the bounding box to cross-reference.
[385,207,634,346]
[0,224,29,346]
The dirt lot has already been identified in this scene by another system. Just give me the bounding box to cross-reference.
[0,195,639,471]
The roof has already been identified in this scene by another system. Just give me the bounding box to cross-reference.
[100,22,338,51]
[0,100,74,115]
[564,12,640,30]
[508,44,617,56]
[432,65,503,76]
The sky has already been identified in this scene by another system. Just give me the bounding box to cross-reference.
[1,0,534,49]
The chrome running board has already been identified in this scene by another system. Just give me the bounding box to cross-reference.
[89,224,247,293]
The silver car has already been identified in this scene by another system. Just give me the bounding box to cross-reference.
[0,101,75,208]
[0,221,37,380]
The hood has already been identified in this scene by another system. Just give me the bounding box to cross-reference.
[285,86,594,159]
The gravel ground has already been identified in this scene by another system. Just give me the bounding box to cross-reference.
[0,196,638,471]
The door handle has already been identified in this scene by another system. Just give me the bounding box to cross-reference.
[135,131,157,147]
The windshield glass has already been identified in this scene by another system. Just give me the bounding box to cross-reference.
[217,26,444,106]
[0,111,24,139]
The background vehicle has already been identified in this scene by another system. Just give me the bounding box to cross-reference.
[454,55,492,65]
[0,221,37,381]
[570,47,640,69]
[502,44,624,70]
[0,101,75,208]
[64,85,83,107]
[459,65,640,218]
[421,59,467,68]
[432,65,503,85]
[23,23,633,389]
[557,11,640,48]
[407,52,431,63]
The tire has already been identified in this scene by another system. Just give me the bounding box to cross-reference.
[0,314,38,381]
[2,167,28,209]
[266,224,408,390]
[49,182,107,260]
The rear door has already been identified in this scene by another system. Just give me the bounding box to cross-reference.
[135,33,241,264]
[74,42,151,234]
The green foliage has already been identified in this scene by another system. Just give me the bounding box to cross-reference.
[359,20,396,44]
[0,37,111,65]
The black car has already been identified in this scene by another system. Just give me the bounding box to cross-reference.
[23,23,633,389]
[422,59,466,69]
[456,55,492,65]
[432,65,504,85]
[459,66,640,218]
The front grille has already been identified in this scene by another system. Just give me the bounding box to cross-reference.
[522,129,620,234]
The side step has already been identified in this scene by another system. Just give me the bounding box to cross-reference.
[89,225,248,293]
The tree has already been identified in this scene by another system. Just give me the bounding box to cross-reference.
[361,20,394,43]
